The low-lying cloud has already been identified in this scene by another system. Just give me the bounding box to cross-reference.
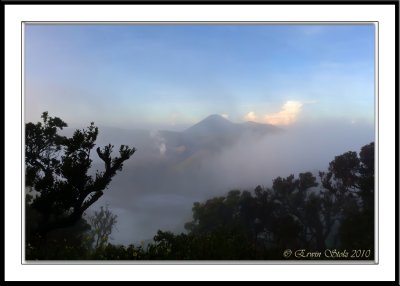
[150,130,167,156]
[85,118,374,245]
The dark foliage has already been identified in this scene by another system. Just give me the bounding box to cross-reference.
[25,115,373,260]
[180,142,374,259]
[25,112,135,259]
[86,142,375,261]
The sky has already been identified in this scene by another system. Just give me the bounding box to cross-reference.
[25,24,375,129]
[24,24,376,245]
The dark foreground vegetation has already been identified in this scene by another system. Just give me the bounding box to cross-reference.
[25,112,374,260]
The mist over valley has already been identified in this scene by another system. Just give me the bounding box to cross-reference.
[67,114,376,245]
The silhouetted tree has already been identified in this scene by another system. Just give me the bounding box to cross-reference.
[320,142,375,251]
[25,112,135,259]
[179,143,374,259]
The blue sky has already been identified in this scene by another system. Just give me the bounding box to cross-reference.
[25,24,375,129]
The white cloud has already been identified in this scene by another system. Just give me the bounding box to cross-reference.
[264,101,303,125]
[243,101,304,126]
[150,130,167,156]
[221,113,229,119]
[243,111,257,122]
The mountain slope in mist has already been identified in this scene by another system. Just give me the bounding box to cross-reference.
[88,115,284,243]
[88,115,374,245]
[163,114,282,158]
[184,114,281,138]
[95,114,282,164]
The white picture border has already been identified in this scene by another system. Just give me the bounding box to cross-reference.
[5,3,396,281]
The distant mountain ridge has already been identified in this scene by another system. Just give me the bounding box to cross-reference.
[184,114,281,137]
[184,114,239,135]
[95,114,282,166]
[158,114,283,160]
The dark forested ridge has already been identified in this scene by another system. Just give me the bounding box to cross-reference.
[25,113,374,260]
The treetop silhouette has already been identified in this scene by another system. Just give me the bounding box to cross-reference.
[25,111,136,239]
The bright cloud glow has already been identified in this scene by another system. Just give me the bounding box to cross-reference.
[221,113,229,119]
[244,111,257,122]
[264,101,303,125]
[243,101,304,126]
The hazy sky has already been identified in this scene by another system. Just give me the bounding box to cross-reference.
[25,24,375,129]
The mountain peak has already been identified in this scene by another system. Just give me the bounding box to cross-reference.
[184,114,235,134]
[184,114,283,136]
[202,114,230,122]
